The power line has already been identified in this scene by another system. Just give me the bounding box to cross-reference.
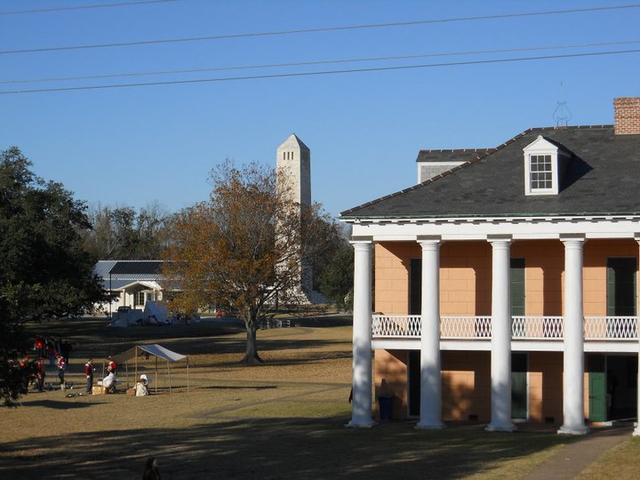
[1,48,638,96]
[3,39,640,85]
[2,3,640,55]
[0,0,179,16]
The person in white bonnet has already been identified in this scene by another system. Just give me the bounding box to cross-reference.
[136,374,150,397]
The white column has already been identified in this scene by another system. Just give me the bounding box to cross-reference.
[486,237,514,432]
[347,238,374,428]
[635,333,640,437]
[558,237,588,435]
[633,237,640,437]
[416,237,444,429]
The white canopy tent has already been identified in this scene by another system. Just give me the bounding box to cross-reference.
[113,343,189,393]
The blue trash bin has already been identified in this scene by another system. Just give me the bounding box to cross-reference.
[378,396,393,421]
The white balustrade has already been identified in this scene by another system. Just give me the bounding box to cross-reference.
[372,315,639,341]
[372,315,421,337]
[584,316,638,340]
[440,316,492,339]
[512,316,563,339]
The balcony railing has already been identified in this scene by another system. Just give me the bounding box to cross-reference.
[371,315,639,341]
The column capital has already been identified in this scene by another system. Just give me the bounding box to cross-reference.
[634,233,640,244]
[417,235,441,249]
[560,234,586,246]
[487,234,512,244]
[350,236,373,246]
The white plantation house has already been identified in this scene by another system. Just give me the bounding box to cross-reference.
[341,97,640,435]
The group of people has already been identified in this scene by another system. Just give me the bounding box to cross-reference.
[21,336,75,392]
[21,336,152,397]
[88,357,149,396]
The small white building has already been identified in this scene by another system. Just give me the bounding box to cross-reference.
[94,260,167,315]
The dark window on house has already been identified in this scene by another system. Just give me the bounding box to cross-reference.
[511,258,525,316]
[409,259,422,315]
[607,258,637,316]
[530,154,552,190]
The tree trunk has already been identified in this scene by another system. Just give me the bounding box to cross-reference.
[240,321,262,365]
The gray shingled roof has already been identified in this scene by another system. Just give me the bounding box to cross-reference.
[342,125,640,219]
[416,148,494,163]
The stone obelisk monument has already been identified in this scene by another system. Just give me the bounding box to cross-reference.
[276,134,318,302]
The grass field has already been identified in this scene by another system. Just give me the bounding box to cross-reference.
[0,317,573,479]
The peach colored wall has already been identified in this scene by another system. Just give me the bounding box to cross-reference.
[528,352,563,423]
[441,351,491,421]
[375,350,594,423]
[375,239,639,316]
[584,240,639,316]
[374,242,417,314]
[374,349,408,420]
[374,350,491,421]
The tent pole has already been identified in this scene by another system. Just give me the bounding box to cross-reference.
[134,347,138,383]
[167,361,171,394]
[126,361,129,389]
[187,357,190,392]
[155,356,158,394]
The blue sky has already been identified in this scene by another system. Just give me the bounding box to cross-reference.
[1,0,639,217]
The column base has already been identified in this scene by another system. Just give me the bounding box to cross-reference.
[632,425,640,437]
[485,422,516,432]
[415,421,445,430]
[557,424,589,436]
[345,419,375,428]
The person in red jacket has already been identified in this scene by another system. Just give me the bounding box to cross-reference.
[56,354,66,391]
[84,359,95,394]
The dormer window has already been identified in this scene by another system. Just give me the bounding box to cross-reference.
[529,154,553,190]
[523,135,568,196]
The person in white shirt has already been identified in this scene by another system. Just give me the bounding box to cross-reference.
[101,371,116,393]
[135,374,149,397]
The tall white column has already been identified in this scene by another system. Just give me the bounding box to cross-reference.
[633,236,640,437]
[416,237,444,429]
[486,237,514,432]
[347,238,374,428]
[558,237,588,435]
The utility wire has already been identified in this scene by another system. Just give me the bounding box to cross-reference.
[3,39,640,85]
[1,3,640,55]
[0,0,179,16]
[1,48,638,96]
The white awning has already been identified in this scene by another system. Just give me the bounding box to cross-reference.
[114,343,187,363]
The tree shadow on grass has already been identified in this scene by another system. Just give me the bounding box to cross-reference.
[19,399,105,410]
[200,385,277,391]
[0,416,573,480]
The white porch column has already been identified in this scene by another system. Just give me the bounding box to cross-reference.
[486,236,514,432]
[634,235,640,437]
[347,237,374,428]
[558,236,588,435]
[416,236,444,429]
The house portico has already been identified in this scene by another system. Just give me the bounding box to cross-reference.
[348,219,640,433]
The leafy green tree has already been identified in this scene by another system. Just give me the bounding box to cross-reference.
[0,147,105,405]
[317,240,354,310]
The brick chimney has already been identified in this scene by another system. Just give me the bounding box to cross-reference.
[614,97,640,135]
